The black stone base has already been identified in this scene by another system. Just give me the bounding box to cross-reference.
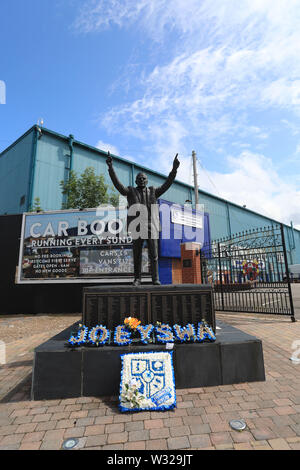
[31,321,265,400]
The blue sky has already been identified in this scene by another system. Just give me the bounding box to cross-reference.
[1,0,300,227]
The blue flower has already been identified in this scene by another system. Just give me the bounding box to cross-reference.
[68,325,88,347]
[114,325,132,346]
[136,324,154,344]
[155,324,174,343]
[173,324,196,343]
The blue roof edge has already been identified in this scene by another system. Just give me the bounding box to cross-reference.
[0,125,36,157]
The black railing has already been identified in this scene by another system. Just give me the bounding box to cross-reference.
[201,224,295,321]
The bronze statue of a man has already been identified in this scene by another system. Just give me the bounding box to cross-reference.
[106,153,180,285]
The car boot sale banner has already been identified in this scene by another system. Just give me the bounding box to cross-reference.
[17,208,149,283]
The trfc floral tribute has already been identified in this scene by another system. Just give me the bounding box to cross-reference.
[66,317,216,413]
[67,316,216,347]
[119,351,176,412]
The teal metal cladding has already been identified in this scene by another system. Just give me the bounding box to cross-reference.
[0,128,35,214]
[1,125,300,264]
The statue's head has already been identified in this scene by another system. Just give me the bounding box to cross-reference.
[135,172,148,188]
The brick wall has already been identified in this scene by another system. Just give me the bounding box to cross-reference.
[180,242,202,284]
[171,258,182,284]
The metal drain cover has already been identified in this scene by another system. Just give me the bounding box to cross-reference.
[62,438,79,450]
[290,356,300,364]
[229,419,247,431]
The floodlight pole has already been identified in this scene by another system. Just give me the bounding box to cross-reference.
[192,150,199,209]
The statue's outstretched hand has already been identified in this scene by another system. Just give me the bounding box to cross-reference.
[106,151,113,168]
[173,153,180,170]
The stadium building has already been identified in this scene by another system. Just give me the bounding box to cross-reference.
[1,124,300,266]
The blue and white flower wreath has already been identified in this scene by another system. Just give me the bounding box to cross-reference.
[173,323,196,343]
[88,325,110,346]
[114,325,132,346]
[119,350,176,412]
[67,321,216,346]
[155,324,174,344]
[68,325,88,347]
[136,324,154,344]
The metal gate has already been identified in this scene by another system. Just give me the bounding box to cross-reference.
[201,224,295,321]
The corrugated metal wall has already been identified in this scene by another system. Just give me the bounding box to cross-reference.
[33,132,70,211]
[1,126,299,264]
[0,129,34,214]
[228,204,274,234]
[33,131,192,211]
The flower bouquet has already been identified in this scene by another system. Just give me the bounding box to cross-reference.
[124,316,141,342]
[120,379,147,410]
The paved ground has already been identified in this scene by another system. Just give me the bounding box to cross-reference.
[0,312,300,450]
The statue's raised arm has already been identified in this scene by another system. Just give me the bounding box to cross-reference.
[155,154,180,198]
[106,152,113,169]
[173,154,180,170]
[106,151,129,197]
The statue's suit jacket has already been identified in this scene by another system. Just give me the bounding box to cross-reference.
[108,166,178,239]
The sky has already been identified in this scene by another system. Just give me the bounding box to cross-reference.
[1,0,300,228]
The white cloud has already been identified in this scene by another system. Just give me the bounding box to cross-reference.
[281,119,300,135]
[263,79,300,108]
[74,1,300,228]
[177,150,300,228]
[90,0,300,152]
[74,1,300,44]
[96,139,139,164]
[74,0,209,37]
[96,140,119,155]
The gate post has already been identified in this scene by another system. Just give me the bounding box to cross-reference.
[217,242,225,311]
[280,224,296,322]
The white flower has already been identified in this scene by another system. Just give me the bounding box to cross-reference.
[130,378,138,386]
